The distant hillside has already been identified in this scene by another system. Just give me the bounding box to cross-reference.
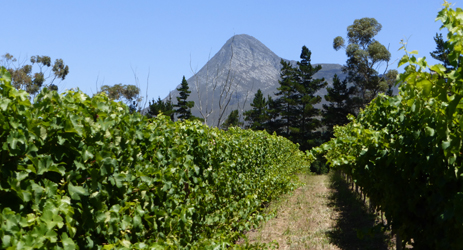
[167,34,346,127]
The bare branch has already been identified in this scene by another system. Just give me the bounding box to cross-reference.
[141,68,150,111]
[93,73,100,96]
[130,66,145,111]
[191,51,216,124]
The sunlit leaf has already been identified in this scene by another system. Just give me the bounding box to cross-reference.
[68,183,88,200]
[417,80,432,97]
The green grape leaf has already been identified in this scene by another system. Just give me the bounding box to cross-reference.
[416,80,432,97]
[430,64,447,74]
[61,232,77,250]
[68,183,88,200]
[0,98,11,111]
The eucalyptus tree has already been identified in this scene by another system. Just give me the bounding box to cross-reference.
[1,53,69,95]
[333,17,394,109]
[99,83,142,112]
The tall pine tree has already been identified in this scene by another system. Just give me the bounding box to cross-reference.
[272,47,327,150]
[174,76,194,121]
[430,33,462,72]
[322,74,355,139]
[293,46,328,150]
[244,89,267,130]
[263,95,280,134]
[430,33,452,71]
[275,59,299,139]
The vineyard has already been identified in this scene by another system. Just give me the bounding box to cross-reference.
[4,2,463,250]
[0,66,312,249]
[312,3,463,249]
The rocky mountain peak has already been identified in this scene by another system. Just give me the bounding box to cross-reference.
[219,34,280,65]
[166,34,344,127]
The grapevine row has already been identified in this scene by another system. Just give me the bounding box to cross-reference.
[0,67,312,249]
[312,3,463,249]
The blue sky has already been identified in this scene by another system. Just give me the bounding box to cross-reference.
[1,1,458,102]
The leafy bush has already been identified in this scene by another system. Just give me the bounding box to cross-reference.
[0,67,311,249]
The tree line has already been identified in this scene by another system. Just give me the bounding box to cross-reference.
[238,17,453,152]
[1,17,452,152]
[239,17,398,151]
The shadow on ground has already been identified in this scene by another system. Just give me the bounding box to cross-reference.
[326,172,392,250]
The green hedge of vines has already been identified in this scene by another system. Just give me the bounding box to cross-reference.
[0,67,311,249]
[312,3,463,248]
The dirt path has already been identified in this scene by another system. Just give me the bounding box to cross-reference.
[243,173,393,249]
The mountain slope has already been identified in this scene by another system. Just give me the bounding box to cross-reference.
[169,34,345,127]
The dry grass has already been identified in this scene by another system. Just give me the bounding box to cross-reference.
[242,173,339,249]
[240,172,395,249]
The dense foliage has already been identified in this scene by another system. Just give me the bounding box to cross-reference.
[147,96,175,121]
[321,74,356,139]
[246,47,327,151]
[0,67,311,249]
[313,2,463,248]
